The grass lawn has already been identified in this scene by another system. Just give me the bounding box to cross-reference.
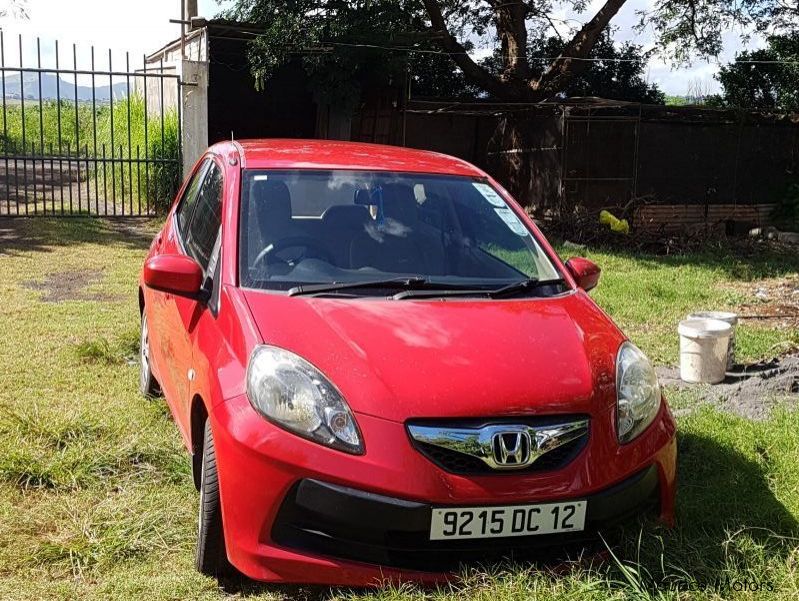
[0,218,798,600]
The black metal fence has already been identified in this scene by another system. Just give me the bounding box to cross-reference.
[0,33,182,217]
[388,100,799,221]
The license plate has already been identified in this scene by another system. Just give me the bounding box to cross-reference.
[430,500,587,540]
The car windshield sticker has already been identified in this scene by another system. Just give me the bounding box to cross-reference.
[472,182,506,207]
[494,207,528,236]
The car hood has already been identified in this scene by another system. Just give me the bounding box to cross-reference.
[241,290,625,422]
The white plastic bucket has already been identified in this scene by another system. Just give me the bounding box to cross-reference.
[686,311,738,369]
[678,318,733,384]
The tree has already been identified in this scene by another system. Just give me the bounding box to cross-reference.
[712,35,799,111]
[224,1,461,108]
[478,32,664,103]
[422,0,796,102]
[0,0,29,19]
[226,0,795,104]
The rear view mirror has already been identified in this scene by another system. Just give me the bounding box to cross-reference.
[143,254,205,300]
[565,257,601,292]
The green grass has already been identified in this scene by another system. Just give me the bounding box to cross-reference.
[556,243,799,364]
[0,219,798,600]
[0,96,180,213]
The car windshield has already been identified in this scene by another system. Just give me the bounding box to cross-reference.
[238,170,563,295]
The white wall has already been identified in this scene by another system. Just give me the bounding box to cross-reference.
[178,59,209,175]
[142,30,209,177]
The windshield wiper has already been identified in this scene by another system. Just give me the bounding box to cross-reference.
[288,276,430,297]
[487,277,566,298]
[392,278,566,300]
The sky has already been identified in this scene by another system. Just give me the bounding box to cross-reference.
[0,0,765,95]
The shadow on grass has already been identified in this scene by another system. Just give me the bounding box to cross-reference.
[214,425,799,599]
[609,428,799,595]
[0,216,158,256]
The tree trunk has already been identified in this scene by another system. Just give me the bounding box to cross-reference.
[496,2,530,83]
[421,0,529,100]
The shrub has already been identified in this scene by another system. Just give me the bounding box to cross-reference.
[0,95,180,214]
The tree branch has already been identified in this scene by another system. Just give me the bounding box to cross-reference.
[534,0,628,94]
[421,0,525,99]
[495,0,530,81]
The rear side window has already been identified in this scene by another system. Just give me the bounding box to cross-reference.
[175,159,209,239]
[186,162,223,271]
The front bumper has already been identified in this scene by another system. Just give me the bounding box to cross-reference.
[272,465,660,572]
[210,394,676,585]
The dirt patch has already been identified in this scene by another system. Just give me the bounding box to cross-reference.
[734,275,799,330]
[23,268,116,303]
[658,355,799,420]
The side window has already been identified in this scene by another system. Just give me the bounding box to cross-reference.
[175,159,209,240]
[186,162,223,271]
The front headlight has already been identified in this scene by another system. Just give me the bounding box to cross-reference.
[616,341,661,443]
[246,345,363,454]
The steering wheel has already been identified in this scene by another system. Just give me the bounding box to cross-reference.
[252,236,335,269]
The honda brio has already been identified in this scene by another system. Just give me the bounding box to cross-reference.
[138,139,676,585]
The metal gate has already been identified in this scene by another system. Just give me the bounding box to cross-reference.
[0,33,182,217]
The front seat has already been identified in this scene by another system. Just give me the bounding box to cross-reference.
[349,183,445,275]
[321,204,371,268]
[250,179,296,246]
[247,179,310,269]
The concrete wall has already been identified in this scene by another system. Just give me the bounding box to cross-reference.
[179,59,209,175]
[143,30,209,176]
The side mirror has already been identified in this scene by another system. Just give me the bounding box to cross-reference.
[565,257,601,292]
[144,254,205,300]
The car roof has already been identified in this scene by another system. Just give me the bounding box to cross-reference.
[211,139,486,178]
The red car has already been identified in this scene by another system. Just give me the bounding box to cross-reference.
[139,139,676,585]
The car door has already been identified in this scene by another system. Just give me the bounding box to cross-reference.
[166,159,224,444]
[147,158,209,413]
[173,160,223,442]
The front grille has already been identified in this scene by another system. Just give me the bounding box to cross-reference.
[407,415,589,475]
[414,435,586,475]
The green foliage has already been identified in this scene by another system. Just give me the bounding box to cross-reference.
[0,100,94,153]
[227,0,432,108]
[228,0,796,105]
[714,35,799,111]
[94,95,181,214]
[664,95,690,106]
[0,95,180,213]
[226,1,663,103]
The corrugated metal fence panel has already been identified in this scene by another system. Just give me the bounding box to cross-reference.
[635,203,775,232]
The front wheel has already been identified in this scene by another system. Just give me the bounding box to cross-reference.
[196,419,233,578]
[139,312,160,397]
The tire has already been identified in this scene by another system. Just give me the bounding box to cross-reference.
[139,312,160,397]
[196,419,232,578]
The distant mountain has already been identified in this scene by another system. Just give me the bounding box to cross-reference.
[1,72,128,102]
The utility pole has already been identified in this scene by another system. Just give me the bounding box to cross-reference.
[184,0,198,23]
[180,0,198,59]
